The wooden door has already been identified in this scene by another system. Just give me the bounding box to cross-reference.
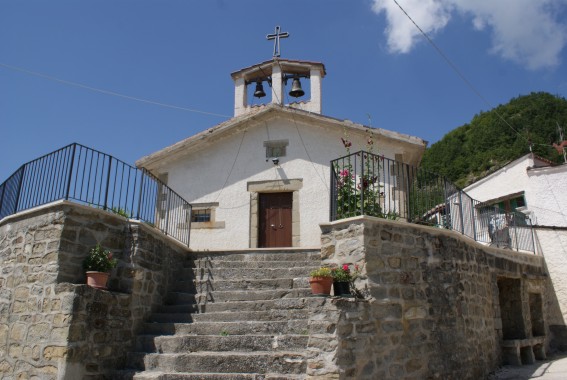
[259,192,292,248]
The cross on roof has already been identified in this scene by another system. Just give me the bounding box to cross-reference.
[266,26,289,58]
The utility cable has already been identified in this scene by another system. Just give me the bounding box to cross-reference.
[0,61,231,118]
[390,0,550,148]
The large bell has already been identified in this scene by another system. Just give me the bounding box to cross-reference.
[289,77,305,98]
[253,81,266,98]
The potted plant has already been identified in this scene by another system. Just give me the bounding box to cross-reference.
[331,264,360,297]
[83,244,117,290]
[309,267,333,296]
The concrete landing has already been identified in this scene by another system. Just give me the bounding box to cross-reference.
[488,354,567,380]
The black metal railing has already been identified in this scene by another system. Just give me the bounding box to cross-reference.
[0,143,192,246]
[330,151,535,253]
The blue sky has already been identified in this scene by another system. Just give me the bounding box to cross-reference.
[1,0,567,181]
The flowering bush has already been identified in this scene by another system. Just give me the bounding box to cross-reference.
[335,128,387,219]
[331,264,360,283]
[83,244,117,272]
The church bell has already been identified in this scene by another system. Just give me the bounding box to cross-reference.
[289,77,305,98]
[253,81,266,98]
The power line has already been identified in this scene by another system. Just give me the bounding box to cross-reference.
[0,62,231,118]
[390,0,548,147]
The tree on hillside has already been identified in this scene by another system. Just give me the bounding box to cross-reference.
[420,92,567,188]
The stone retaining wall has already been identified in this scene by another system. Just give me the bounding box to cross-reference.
[0,202,189,379]
[310,216,557,380]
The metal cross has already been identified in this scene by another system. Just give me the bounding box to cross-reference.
[266,26,289,58]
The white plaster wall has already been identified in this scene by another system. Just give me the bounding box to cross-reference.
[162,117,401,250]
[526,166,567,227]
[534,228,567,323]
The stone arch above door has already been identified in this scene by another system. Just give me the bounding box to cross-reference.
[247,179,302,248]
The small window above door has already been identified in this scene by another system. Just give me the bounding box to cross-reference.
[264,140,289,159]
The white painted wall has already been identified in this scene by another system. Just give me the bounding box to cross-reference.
[526,166,567,227]
[534,228,567,322]
[161,117,403,250]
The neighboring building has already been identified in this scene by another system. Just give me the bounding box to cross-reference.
[136,58,427,250]
[464,153,567,322]
[464,153,567,228]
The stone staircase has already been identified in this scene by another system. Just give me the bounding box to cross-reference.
[121,249,321,380]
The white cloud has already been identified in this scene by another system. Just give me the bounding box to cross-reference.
[371,0,567,70]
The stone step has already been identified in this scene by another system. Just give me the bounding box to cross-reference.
[132,372,255,380]
[136,334,309,354]
[198,297,322,313]
[136,351,307,374]
[193,260,320,269]
[196,288,312,303]
[156,304,198,314]
[191,309,308,323]
[193,268,313,281]
[132,371,305,380]
[142,320,308,336]
[192,250,320,263]
[149,313,194,324]
[193,278,304,292]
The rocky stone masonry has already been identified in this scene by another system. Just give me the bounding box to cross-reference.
[0,202,188,379]
[314,216,553,380]
[0,203,562,380]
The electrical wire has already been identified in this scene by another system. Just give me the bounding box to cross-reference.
[390,0,550,147]
[0,61,231,118]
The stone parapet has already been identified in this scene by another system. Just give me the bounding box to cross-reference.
[0,202,190,379]
[314,216,555,379]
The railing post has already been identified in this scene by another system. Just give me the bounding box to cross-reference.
[164,191,171,236]
[329,161,335,221]
[458,191,465,235]
[103,157,113,210]
[136,170,145,220]
[0,183,5,216]
[65,144,77,200]
[471,199,477,241]
[13,166,26,213]
[360,152,365,216]
[513,213,519,252]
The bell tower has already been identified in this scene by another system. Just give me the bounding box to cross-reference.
[230,26,326,117]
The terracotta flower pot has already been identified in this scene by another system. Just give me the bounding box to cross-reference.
[333,281,351,297]
[309,276,333,296]
[86,271,110,290]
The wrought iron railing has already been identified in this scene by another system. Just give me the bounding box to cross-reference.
[330,151,535,253]
[0,143,192,246]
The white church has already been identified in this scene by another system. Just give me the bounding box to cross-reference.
[136,34,427,251]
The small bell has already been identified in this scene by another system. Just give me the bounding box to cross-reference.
[289,77,305,98]
[253,81,266,98]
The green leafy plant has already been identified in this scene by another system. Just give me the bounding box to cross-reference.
[220,330,229,336]
[83,244,117,273]
[111,207,130,218]
[309,267,333,278]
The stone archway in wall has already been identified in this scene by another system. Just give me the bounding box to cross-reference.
[247,179,302,248]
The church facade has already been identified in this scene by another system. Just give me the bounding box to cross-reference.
[136,58,427,250]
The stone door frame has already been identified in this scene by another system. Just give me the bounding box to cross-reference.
[247,179,302,248]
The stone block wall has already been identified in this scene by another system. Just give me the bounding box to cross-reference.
[313,216,553,380]
[0,202,190,379]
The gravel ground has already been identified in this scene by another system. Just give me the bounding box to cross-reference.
[487,354,567,380]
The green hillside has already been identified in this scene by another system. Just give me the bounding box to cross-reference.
[420,92,567,188]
